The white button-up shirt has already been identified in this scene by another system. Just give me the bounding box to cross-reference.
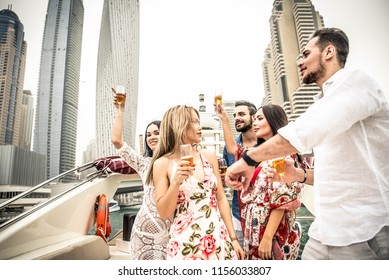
[278,69,389,246]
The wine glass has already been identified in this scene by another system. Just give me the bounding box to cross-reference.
[218,158,227,175]
[213,88,223,126]
[180,144,194,184]
[115,85,126,106]
[271,157,285,182]
[214,88,223,106]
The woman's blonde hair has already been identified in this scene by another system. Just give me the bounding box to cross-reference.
[145,105,199,185]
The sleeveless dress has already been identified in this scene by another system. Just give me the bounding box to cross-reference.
[166,153,237,260]
[240,159,303,260]
[117,143,171,259]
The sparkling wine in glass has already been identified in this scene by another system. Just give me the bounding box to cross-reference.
[115,85,126,105]
[214,88,223,106]
[180,144,193,184]
[272,157,285,181]
[218,158,227,175]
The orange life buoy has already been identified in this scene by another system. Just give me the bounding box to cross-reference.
[95,194,111,241]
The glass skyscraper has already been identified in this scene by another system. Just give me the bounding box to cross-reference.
[95,0,139,157]
[0,8,26,146]
[33,0,84,180]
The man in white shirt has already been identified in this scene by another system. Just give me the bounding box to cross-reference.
[225,27,389,259]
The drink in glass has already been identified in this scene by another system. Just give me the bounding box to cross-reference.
[180,144,193,184]
[272,157,285,177]
[180,144,193,166]
[214,89,223,106]
[181,155,194,165]
[218,158,227,175]
[115,85,126,105]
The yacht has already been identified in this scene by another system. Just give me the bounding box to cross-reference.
[0,157,141,260]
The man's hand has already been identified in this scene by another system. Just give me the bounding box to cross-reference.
[225,159,255,191]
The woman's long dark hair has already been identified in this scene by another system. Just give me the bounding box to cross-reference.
[143,120,161,157]
[257,104,289,146]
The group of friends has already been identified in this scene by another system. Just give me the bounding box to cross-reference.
[111,28,389,260]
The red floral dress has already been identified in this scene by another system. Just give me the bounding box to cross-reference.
[240,159,303,260]
[166,153,237,260]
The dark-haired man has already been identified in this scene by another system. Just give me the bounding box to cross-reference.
[218,100,258,247]
[226,28,389,259]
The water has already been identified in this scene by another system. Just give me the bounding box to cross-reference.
[109,206,140,236]
[296,205,315,259]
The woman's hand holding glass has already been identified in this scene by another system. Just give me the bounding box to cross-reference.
[179,144,196,184]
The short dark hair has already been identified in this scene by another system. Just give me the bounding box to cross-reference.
[143,120,161,157]
[311,27,349,67]
[235,100,257,116]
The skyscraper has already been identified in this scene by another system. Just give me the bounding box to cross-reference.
[0,8,26,146]
[262,0,324,120]
[33,0,84,180]
[18,90,34,150]
[95,0,139,157]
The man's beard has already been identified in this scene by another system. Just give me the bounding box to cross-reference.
[236,122,252,133]
[303,59,326,85]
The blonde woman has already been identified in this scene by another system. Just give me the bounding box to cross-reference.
[145,105,244,260]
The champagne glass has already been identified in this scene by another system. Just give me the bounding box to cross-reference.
[214,88,223,106]
[180,144,194,184]
[218,158,227,175]
[213,88,223,126]
[115,85,126,105]
[271,157,285,182]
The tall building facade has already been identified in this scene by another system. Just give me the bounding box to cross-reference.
[33,0,84,180]
[0,8,26,146]
[95,0,139,157]
[18,90,34,150]
[262,0,324,120]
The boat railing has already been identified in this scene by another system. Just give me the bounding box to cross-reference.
[0,160,111,230]
[0,156,138,230]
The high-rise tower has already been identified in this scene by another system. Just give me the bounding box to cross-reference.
[33,0,84,180]
[0,8,26,146]
[18,90,34,150]
[262,0,324,120]
[95,0,139,157]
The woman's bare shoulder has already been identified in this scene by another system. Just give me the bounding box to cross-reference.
[154,155,171,168]
[200,149,217,161]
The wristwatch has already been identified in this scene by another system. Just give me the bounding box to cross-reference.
[241,149,260,167]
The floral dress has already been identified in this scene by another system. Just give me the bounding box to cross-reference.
[117,143,171,260]
[167,153,237,260]
[240,160,303,260]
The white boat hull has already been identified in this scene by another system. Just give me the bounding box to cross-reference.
[0,173,137,260]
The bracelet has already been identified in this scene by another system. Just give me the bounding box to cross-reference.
[230,236,238,241]
[241,150,260,167]
[299,168,307,183]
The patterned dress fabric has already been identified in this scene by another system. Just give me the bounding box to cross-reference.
[240,161,303,260]
[167,153,237,260]
[118,143,171,260]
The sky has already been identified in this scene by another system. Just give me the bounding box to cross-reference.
[2,0,389,165]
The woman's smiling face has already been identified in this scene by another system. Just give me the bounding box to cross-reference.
[146,123,159,151]
[253,108,273,141]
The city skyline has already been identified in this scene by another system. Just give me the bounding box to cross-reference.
[2,0,389,165]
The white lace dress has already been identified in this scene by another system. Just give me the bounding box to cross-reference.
[117,143,170,259]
